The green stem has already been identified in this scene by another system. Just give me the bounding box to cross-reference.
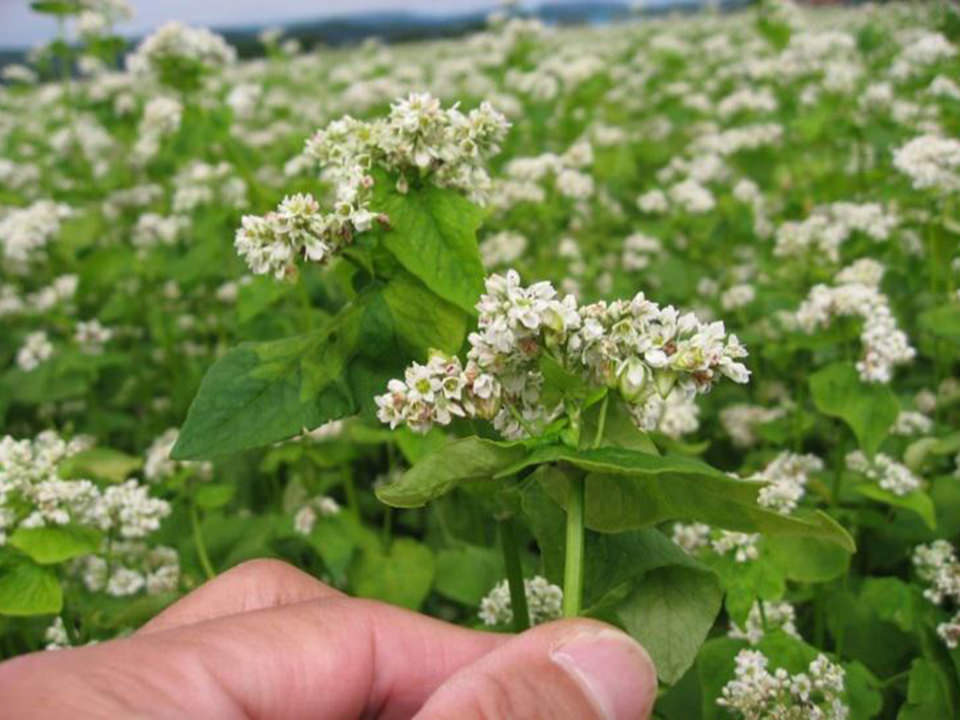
[343,465,360,516]
[190,498,216,580]
[592,394,609,449]
[381,507,393,548]
[500,518,530,632]
[562,476,585,618]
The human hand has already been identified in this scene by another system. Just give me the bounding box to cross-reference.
[0,559,657,719]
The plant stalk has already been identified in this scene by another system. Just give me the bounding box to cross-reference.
[500,518,530,632]
[190,498,216,580]
[562,477,585,617]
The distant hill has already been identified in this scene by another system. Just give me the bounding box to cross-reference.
[0,0,755,69]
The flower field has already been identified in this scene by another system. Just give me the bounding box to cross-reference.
[2,1,960,716]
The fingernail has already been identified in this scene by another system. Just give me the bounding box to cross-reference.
[551,629,657,720]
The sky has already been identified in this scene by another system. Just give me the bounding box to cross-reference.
[0,0,515,48]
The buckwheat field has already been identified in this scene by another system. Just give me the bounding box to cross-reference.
[2,0,960,716]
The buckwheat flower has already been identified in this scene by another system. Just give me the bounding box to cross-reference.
[637,188,669,214]
[144,428,213,483]
[891,410,934,436]
[721,284,755,311]
[74,320,113,354]
[478,575,563,627]
[893,135,960,193]
[846,450,921,496]
[795,263,914,383]
[16,331,53,371]
[713,530,760,563]
[293,505,317,535]
[622,232,662,271]
[928,75,960,100]
[133,96,183,161]
[44,618,70,650]
[672,522,711,554]
[555,168,594,199]
[98,479,172,538]
[480,230,528,268]
[0,200,72,274]
[720,403,786,448]
[127,22,236,82]
[754,452,823,514]
[729,600,799,645]
[2,64,37,84]
[718,649,848,720]
[668,178,715,214]
[913,540,960,648]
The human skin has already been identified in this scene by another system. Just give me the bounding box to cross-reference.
[0,559,657,719]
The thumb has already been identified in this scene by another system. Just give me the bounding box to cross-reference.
[414,619,657,720]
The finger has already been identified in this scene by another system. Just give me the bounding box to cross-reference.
[1,596,508,720]
[139,558,343,634]
[414,619,657,720]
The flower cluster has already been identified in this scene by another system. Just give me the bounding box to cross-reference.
[16,331,54,371]
[72,541,179,597]
[893,135,960,193]
[795,262,915,383]
[133,96,183,161]
[126,22,236,82]
[0,431,170,545]
[720,404,787,448]
[729,600,800,646]
[237,93,508,277]
[0,201,72,275]
[774,203,897,262]
[846,450,921,496]
[718,650,849,720]
[754,452,824,515]
[672,522,760,564]
[913,541,960,648]
[377,270,749,439]
[292,496,342,535]
[234,192,374,279]
[143,428,212,483]
[478,575,563,626]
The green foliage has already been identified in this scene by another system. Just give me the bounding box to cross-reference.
[617,566,723,684]
[810,362,899,457]
[0,557,62,616]
[9,526,102,565]
[376,437,528,507]
[351,538,435,610]
[375,177,486,314]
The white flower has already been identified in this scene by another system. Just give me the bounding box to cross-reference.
[478,575,563,626]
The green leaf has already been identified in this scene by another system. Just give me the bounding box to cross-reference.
[434,545,503,605]
[30,1,79,15]
[809,362,898,457]
[351,538,435,610]
[58,448,142,483]
[308,514,368,584]
[172,311,358,460]
[9,525,102,565]
[617,566,723,684]
[767,535,850,582]
[375,178,486,314]
[898,659,954,720]
[381,274,467,356]
[0,558,62,616]
[697,637,747,720]
[375,437,528,507]
[859,577,923,634]
[520,446,854,551]
[919,305,960,342]
[844,661,884,720]
[853,484,937,530]
[194,483,236,510]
